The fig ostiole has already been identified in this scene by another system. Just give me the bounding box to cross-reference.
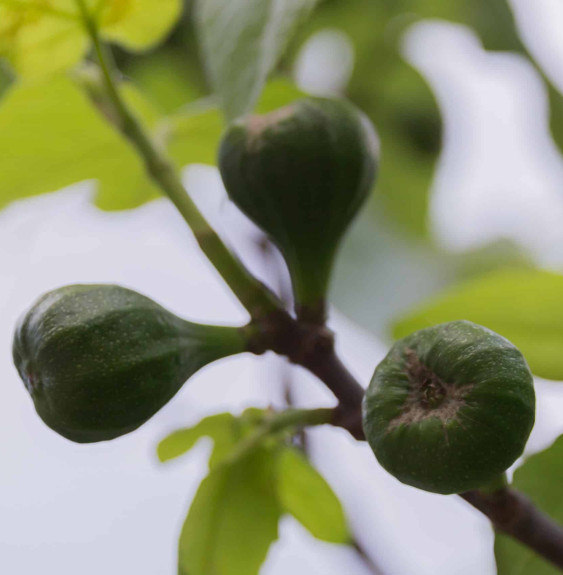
[218,97,379,322]
[362,320,535,495]
[13,285,246,443]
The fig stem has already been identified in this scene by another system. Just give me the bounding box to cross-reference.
[479,472,509,495]
[216,408,334,469]
[74,0,283,321]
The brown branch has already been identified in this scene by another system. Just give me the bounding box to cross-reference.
[252,319,563,572]
[461,489,563,570]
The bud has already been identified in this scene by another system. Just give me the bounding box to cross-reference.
[219,97,379,322]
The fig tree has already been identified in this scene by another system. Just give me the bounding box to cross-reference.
[13,285,246,443]
[218,97,379,321]
[362,320,535,494]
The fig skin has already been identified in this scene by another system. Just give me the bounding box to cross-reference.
[13,285,246,443]
[218,97,379,321]
[362,320,535,495]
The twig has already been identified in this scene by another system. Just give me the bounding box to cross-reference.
[74,0,283,320]
[461,489,563,569]
[256,235,386,575]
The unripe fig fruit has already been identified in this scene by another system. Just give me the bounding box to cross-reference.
[219,97,379,321]
[362,320,535,495]
[13,285,246,443]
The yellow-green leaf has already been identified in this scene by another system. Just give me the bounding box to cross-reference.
[0,1,88,77]
[392,269,563,381]
[495,436,563,575]
[276,447,350,544]
[0,0,182,78]
[0,75,158,210]
[157,413,237,465]
[179,447,281,575]
[99,0,182,51]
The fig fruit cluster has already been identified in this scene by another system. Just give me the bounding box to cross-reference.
[13,285,245,443]
[362,320,536,494]
[219,97,379,321]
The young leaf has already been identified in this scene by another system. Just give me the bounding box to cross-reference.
[0,0,181,78]
[0,75,159,210]
[392,269,563,381]
[157,413,237,464]
[194,0,318,120]
[178,447,281,575]
[275,447,350,544]
[495,436,563,575]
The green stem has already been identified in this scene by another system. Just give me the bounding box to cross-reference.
[218,408,334,468]
[479,472,509,495]
[74,0,282,320]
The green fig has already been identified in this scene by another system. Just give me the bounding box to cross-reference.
[219,97,379,322]
[13,285,246,443]
[363,320,535,495]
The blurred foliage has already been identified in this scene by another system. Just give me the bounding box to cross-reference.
[393,269,563,380]
[0,75,159,210]
[194,0,318,120]
[0,0,182,77]
[495,435,563,575]
[166,79,305,173]
[290,0,563,237]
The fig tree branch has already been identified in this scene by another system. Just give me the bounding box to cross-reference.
[74,1,563,569]
[75,0,283,321]
[285,330,563,571]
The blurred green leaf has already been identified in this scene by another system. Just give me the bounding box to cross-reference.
[276,447,350,544]
[393,269,563,380]
[0,75,159,210]
[254,77,305,113]
[495,436,563,575]
[178,447,281,575]
[194,0,318,120]
[157,413,237,464]
[0,1,88,77]
[126,48,204,114]
[166,78,306,169]
[0,0,181,78]
[166,104,223,169]
[100,0,182,52]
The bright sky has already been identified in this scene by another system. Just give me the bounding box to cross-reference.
[4,1,563,574]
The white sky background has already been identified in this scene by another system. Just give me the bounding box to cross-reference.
[4,1,563,574]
